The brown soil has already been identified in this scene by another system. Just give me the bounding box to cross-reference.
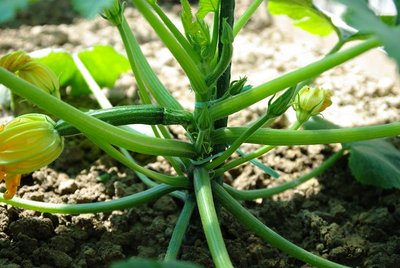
[1,1,400,268]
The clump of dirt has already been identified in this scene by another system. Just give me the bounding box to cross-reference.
[1,0,399,267]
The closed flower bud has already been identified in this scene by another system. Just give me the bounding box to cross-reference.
[102,0,124,26]
[0,114,64,199]
[293,86,332,123]
[0,51,60,99]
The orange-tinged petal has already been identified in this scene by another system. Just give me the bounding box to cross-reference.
[0,172,21,200]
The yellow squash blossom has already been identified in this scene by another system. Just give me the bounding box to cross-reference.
[0,51,60,98]
[0,114,64,199]
[293,86,332,123]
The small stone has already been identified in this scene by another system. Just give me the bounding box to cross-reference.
[58,179,77,195]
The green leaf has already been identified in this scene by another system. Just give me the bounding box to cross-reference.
[304,116,400,189]
[78,45,130,89]
[349,139,400,188]
[0,0,28,23]
[197,0,219,19]
[111,258,203,268]
[268,0,335,36]
[181,0,195,38]
[71,0,114,18]
[338,0,400,70]
[37,51,79,87]
[36,45,130,96]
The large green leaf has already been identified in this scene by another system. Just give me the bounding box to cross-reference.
[268,0,335,36]
[0,0,28,23]
[304,117,400,189]
[37,51,79,87]
[338,0,400,70]
[348,139,400,189]
[111,258,202,268]
[78,45,130,89]
[71,0,114,18]
[197,0,219,19]
[36,45,130,96]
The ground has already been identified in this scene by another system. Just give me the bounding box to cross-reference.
[0,1,400,267]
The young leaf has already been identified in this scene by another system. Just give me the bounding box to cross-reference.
[349,139,400,188]
[71,0,114,18]
[0,0,28,23]
[268,0,336,36]
[304,116,400,189]
[197,0,219,19]
[337,0,400,70]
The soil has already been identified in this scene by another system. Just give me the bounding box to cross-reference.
[1,1,400,268]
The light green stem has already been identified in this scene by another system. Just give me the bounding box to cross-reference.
[194,167,233,268]
[233,0,264,37]
[213,182,349,268]
[131,0,209,97]
[214,121,302,175]
[205,116,276,170]
[118,16,182,110]
[165,195,196,261]
[0,67,196,158]
[150,3,199,63]
[223,149,345,200]
[209,37,381,120]
[88,134,190,188]
[0,184,176,214]
[211,121,400,145]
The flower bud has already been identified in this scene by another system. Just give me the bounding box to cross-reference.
[0,114,64,199]
[102,0,124,26]
[0,51,60,99]
[293,86,332,123]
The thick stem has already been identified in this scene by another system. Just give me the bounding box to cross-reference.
[193,167,233,268]
[0,67,196,158]
[211,122,400,146]
[209,38,381,120]
[213,0,235,185]
[131,0,208,96]
[118,17,182,110]
[213,182,349,268]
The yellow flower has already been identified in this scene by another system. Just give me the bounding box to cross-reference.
[293,86,332,123]
[0,114,64,199]
[0,51,60,99]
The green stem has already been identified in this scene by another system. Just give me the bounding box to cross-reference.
[214,121,301,175]
[206,116,276,170]
[193,167,233,268]
[211,121,400,146]
[233,0,264,37]
[131,0,208,96]
[165,195,196,261]
[209,37,381,120]
[118,16,182,110]
[0,184,176,214]
[223,149,345,200]
[55,105,193,136]
[151,3,200,63]
[213,182,349,268]
[88,134,190,188]
[0,67,196,158]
